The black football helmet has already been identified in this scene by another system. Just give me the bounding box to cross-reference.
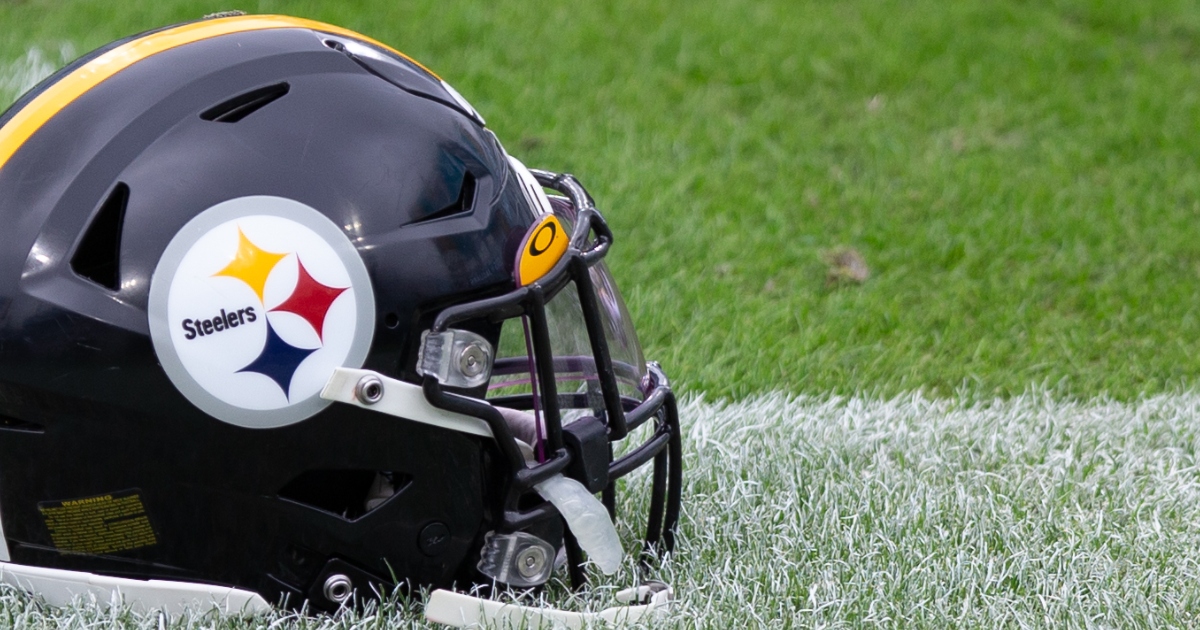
[0,14,680,618]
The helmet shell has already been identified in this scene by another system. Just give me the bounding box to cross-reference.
[0,16,537,604]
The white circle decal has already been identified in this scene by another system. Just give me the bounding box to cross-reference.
[148,196,375,428]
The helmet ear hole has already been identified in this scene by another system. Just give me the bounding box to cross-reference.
[0,414,43,434]
[70,182,128,290]
[278,470,413,520]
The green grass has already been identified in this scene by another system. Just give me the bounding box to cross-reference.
[5,0,1200,400]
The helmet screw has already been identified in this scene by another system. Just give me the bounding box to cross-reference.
[322,574,353,604]
[355,375,384,405]
[458,342,488,379]
[515,543,550,580]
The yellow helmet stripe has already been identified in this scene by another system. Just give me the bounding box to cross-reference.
[0,15,438,174]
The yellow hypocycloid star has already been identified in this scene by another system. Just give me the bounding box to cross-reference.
[213,228,286,303]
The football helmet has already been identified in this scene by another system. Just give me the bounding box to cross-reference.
[0,14,680,619]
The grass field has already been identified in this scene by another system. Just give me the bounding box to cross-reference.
[4,0,1200,627]
[5,394,1200,628]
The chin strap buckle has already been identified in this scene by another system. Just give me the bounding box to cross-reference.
[424,581,672,627]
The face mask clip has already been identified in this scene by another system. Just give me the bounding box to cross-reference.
[417,329,494,389]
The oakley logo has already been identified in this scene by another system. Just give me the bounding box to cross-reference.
[528,222,557,256]
[516,214,568,287]
[148,197,375,429]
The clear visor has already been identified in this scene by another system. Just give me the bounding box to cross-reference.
[487,196,647,426]
[489,263,647,403]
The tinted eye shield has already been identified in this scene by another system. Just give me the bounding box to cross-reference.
[418,169,682,574]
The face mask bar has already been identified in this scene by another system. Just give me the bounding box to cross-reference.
[419,169,681,588]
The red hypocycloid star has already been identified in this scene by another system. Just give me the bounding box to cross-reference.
[270,258,348,342]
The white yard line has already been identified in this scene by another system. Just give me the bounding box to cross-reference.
[662,391,1200,627]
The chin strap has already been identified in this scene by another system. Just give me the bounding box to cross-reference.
[424,582,672,628]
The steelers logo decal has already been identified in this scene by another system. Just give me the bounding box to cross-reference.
[148,196,375,428]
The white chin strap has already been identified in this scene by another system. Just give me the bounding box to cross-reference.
[425,583,672,628]
[0,562,270,615]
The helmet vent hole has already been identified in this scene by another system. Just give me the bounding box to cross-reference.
[384,313,400,329]
[0,414,44,433]
[278,470,412,521]
[71,182,128,291]
[409,172,476,225]
[200,82,291,123]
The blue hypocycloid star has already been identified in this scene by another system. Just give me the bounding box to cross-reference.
[237,320,317,399]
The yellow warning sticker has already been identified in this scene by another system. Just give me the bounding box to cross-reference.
[38,490,158,554]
